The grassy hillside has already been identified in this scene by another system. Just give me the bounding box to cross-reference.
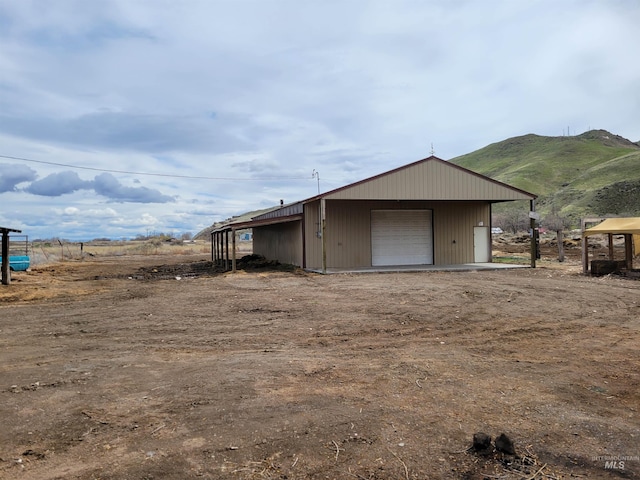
[452,129,640,222]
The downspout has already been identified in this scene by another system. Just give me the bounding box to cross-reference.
[321,198,327,274]
[301,210,307,269]
[489,203,493,263]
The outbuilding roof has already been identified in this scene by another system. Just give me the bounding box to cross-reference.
[212,155,536,233]
[582,217,640,236]
[583,217,640,256]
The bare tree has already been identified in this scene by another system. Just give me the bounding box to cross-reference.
[543,213,571,262]
[494,205,530,234]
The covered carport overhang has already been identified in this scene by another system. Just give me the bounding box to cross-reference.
[211,213,303,272]
[582,217,640,274]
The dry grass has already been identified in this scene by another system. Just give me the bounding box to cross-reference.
[28,239,252,266]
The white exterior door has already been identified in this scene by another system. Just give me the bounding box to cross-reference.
[474,226,491,262]
[371,210,433,266]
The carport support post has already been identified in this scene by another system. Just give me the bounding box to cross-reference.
[1,231,10,285]
[219,232,222,267]
[212,232,216,264]
[530,200,536,268]
[225,230,230,271]
[214,232,219,265]
[231,228,237,273]
[216,232,220,265]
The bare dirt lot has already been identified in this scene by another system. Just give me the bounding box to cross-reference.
[1,247,639,479]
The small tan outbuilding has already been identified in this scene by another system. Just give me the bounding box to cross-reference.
[212,156,537,272]
[582,217,640,274]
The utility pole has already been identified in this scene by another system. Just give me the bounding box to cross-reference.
[312,169,320,194]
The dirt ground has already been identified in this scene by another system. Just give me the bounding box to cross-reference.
[1,244,639,479]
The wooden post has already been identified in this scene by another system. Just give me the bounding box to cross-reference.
[1,231,10,285]
[624,234,633,270]
[608,233,614,260]
[581,217,588,274]
[556,230,565,262]
[1,227,22,285]
[529,200,536,268]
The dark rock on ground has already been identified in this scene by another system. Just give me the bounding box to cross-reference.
[472,432,492,454]
[495,433,516,455]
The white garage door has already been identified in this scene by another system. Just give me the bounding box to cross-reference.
[371,210,433,266]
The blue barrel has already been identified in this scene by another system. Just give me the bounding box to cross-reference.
[0,256,31,271]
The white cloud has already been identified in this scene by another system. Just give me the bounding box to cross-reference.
[63,207,79,215]
[139,213,159,226]
[59,206,118,218]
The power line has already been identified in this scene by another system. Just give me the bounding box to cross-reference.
[0,154,311,181]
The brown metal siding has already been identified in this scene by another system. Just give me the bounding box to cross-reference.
[433,202,490,264]
[304,201,322,269]
[319,200,490,268]
[324,160,532,201]
[325,201,372,268]
[253,221,303,266]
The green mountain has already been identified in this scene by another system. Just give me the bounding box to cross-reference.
[451,129,640,222]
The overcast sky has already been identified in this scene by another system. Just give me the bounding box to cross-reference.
[1,0,639,241]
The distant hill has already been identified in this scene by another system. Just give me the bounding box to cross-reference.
[194,130,639,236]
[451,129,640,222]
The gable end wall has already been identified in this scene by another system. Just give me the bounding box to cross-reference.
[304,200,492,269]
